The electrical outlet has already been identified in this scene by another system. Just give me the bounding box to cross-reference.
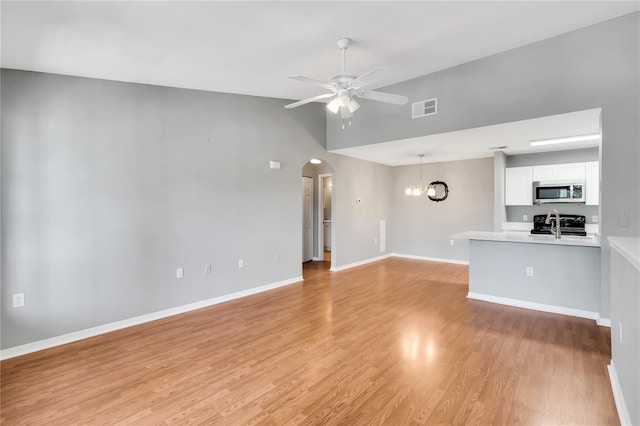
[526,267,534,277]
[619,322,623,343]
[592,215,598,223]
[450,239,455,246]
[523,214,528,222]
[238,259,244,269]
[274,254,280,263]
[374,237,378,245]
[13,293,25,308]
[204,264,212,274]
[176,267,184,279]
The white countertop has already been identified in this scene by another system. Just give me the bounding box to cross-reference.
[608,237,640,271]
[451,231,601,247]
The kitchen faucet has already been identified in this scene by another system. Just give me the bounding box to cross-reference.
[545,209,561,239]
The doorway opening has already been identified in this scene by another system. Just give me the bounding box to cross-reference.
[302,159,335,272]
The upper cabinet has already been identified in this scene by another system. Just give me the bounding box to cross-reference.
[505,166,533,206]
[505,161,598,206]
[532,162,586,181]
[585,161,600,205]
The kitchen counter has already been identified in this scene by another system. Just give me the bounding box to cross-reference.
[455,230,601,321]
[452,230,600,247]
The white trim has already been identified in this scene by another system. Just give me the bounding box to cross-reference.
[317,173,332,262]
[608,362,632,426]
[466,292,599,321]
[311,257,323,261]
[0,276,303,360]
[597,317,612,327]
[391,253,469,265]
[317,174,328,259]
[330,254,392,272]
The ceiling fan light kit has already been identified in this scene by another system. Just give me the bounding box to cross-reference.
[285,38,408,129]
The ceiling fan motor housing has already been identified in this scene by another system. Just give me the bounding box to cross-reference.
[329,73,357,88]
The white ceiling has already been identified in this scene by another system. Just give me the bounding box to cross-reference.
[2,1,637,102]
[1,2,633,166]
[330,108,601,166]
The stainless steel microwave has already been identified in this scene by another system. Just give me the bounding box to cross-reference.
[533,181,585,204]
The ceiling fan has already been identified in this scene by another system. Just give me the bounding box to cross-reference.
[285,38,409,127]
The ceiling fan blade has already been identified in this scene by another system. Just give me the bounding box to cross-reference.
[351,67,387,89]
[289,75,336,91]
[357,90,408,105]
[284,92,335,109]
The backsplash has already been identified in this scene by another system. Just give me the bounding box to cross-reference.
[507,204,599,224]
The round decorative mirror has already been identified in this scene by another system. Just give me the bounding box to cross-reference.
[426,181,449,202]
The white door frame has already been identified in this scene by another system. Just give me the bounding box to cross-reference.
[317,173,332,262]
[302,176,313,262]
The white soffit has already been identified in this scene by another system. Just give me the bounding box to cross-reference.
[330,109,601,166]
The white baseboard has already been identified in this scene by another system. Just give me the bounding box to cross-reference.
[467,292,600,321]
[311,257,322,261]
[330,253,392,272]
[329,253,468,272]
[0,276,303,360]
[608,362,632,425]
[597,317,612,327]
[391,253,469,265]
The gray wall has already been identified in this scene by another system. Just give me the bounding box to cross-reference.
[505,148,600,223]
[0,70,392,349]
[469,240,601,313]
[327,153,393,266]
[494,151,507,231]
[329,12,640,318]
[505,147,598,167]
[391,157,494,260]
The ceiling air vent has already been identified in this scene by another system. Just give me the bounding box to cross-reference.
[412,98,437,119]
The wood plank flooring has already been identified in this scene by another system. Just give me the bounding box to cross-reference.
[1,258,617,425]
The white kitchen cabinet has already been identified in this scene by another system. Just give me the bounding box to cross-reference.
[532,165,557,181]
[505,166,533,205]
[558,162,586,180]
[532,162,586,181]
[585,161,600,205]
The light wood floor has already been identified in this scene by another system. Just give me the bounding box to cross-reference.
[1,258,617,425]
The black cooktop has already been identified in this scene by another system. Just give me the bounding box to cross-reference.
[530,214,587,236]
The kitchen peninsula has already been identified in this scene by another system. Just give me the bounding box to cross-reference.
[452,230,602,322]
